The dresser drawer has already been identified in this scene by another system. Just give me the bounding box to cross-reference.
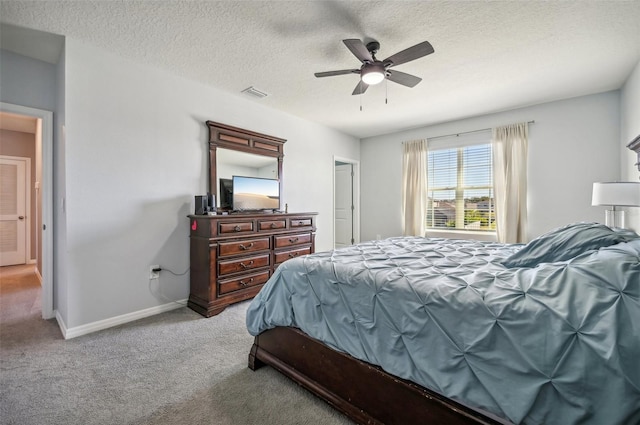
[290,218,313,228]
[218,253,270,276]
[274,233,312,248]
[258,219,286,231]
[218,237,270,257]
[218,270,270,296]
[219,221,254,234]
[274,246,311,264]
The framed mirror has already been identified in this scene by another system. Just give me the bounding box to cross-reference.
[206,121,285,211]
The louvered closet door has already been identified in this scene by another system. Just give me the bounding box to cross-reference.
[0,158,27,266]
[335,163,354,248]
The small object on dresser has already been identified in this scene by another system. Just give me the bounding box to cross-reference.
[194,195,208,215]
[207,192,217,213]
[196,194,218,215]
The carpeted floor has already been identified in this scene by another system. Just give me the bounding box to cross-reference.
[0,265,353,425]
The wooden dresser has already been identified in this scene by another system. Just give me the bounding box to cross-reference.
[188,212,317,317]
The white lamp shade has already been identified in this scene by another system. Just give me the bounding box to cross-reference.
[592,182,640,206]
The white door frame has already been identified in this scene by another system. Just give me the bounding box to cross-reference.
[0,156,31,266]
[1,102,54,320]
[333,156,360,248]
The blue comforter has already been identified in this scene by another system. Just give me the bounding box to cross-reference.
[246,235,640,424]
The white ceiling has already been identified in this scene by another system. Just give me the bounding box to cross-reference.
[1,1,639,139]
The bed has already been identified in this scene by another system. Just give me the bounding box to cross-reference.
[245,222,640,424]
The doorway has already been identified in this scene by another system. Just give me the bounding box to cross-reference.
[0,103,53,319]
[334,157,360,249]
[0,156,31,266]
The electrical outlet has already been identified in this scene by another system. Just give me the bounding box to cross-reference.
[149,265,160,280]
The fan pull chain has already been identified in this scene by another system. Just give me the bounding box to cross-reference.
[360,86,363,111]
[385,77,388,104]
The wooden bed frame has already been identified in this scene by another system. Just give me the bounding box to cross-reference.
[248,327,510,425]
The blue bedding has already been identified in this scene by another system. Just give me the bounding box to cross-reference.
[246,227,640,425]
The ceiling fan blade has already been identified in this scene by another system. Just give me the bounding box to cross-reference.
[314,69,360,78]
[386,70,422,88]
[343,39,373,63]
[352,81,369,95]
[383,41,434,67]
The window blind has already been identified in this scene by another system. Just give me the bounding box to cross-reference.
[426,138,494,231]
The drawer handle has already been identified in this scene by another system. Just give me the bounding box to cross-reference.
[270,223,277,228]
[239,278,254,287]
[239,242,254,250]
[288,252,299,258]
[297,221,305,226]
[239,261,254,269]
[289,237,299,243]
[234,225,242,232]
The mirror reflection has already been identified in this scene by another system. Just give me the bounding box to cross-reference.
[216,148,279,208]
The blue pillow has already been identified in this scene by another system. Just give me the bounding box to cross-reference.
[501,222,639,268]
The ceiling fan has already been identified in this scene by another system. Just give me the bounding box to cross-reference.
[314,39,434,95]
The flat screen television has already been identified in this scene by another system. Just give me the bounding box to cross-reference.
[232,175,280,211]
[219,178,233,210]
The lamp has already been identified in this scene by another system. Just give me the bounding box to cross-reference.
[591,182,640,228]
[361,63,386,85]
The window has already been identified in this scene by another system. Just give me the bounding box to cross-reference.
[426,142,495,231]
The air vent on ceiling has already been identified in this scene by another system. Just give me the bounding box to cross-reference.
[241,86,268,99]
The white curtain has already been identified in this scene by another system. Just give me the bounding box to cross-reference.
[402,140,428,236]
[492,123,528,243]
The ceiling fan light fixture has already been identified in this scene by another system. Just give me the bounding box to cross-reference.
[314,38,433,96]
[361,63,386,85]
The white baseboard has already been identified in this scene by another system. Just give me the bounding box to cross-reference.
[55,310,68,338]
[34,267,42,284]
[57,300,188,340]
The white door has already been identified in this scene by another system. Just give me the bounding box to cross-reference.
[335,163,354,248]
[0,157,27,266]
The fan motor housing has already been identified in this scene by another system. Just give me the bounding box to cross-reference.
[363,61,386,74]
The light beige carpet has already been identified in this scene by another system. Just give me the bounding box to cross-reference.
[0,265,353,425]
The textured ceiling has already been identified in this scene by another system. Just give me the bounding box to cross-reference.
[1,1,639,139]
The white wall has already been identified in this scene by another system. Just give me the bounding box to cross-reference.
[0,50,56,112]
[54,42,68,323]
[620,60,640,232]
[62,38,358,328]
[360,91,621,242]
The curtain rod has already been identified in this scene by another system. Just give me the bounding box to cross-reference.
[426,120,535,141]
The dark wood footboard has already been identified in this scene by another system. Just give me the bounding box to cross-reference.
[248,327,508,425]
